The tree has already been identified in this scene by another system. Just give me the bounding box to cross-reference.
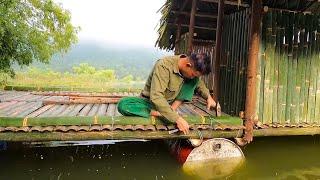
[0,0,79,77]
[72,63,96,75]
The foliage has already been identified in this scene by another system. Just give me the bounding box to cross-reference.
[6,64,144,91]
[72,63,96,75]
[121,75,134,83]
[0,0,79,77]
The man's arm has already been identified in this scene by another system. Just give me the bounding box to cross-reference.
[149,63,179,123]
[196,79,210,99]
[196,79,216,110]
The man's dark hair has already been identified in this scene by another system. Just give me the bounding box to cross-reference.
[189,53,212,75]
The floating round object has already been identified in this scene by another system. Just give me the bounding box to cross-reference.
[183,138,245,179]
[187,138,203,147]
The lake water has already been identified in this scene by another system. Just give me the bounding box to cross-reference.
[1,136,320,180]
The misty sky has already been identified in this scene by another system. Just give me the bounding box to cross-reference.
[54,0,166,47]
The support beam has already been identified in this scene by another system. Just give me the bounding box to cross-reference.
[0,130,242,142]
[213,0,224,102]
[172,11,217,19]
[187,0,198,54]
[168,23,216,31]
[244,0,262,142]
[201,0,249,7]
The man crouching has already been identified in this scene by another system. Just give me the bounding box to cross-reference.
[117,53,216,134]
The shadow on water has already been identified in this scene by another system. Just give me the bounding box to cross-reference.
[1,136,320,179]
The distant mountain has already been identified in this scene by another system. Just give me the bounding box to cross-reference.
[20,41,173,79]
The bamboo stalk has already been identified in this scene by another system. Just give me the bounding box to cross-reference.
[306,16,317,123]
[297,14,308,122]
[315,16,320,123]
[272,11,279,124]
[236,10,245,115]
[0,115,243,127]
[278,12,288,124]
[263,12,273,124]
[226,14,234,114]
[285,12,295,124]
[0,130,243,142]
[43,98,120,105]
[258,10,267,123]
[232,12,241,115]
[290,13,299,124]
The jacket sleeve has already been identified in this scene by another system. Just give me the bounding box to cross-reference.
[149,63,179,123]
[196,79,210,99]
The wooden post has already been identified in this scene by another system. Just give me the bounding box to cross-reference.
[213,0,224,101]
[175,19,182,55]
[187,0,197,54]
[244,0,262,142]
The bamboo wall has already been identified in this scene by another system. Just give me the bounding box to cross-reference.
[219,9,251,116]
[257,11,320,125]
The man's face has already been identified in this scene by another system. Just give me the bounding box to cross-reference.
[180,61,202,79]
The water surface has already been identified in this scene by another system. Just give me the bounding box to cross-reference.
[1,136,320,179]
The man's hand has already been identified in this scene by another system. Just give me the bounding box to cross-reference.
[176,117,190,135]
[206,95,216,110]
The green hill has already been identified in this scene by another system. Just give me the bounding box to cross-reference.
[19,41,172,79]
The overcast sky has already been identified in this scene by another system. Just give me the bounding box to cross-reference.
[54,0,166,47]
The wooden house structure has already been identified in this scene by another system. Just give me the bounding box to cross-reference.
[156,0,320,138]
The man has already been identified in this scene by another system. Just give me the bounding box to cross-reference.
[117,53,216,134]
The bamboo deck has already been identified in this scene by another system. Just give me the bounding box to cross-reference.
[0,90,245,141]
[1,90,320,142]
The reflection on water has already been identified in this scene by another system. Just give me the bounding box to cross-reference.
[1,136,320,179]
[183,157,245,180]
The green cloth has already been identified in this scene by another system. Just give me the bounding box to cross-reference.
[176,77,199,102]
[117,78,199,118]
[117,97,153,118]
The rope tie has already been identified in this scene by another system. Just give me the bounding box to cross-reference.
[94,116,98,125]
[200,115,206,124]
[22,117,28,127]
[197,130,203,142]
[111,116,115,130]
[150,116,156,125]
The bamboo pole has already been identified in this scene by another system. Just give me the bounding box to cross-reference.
[0,130,243,142]
[213,0,224,102]
[285,12,295,124]
[258,9,266,123]
[297,14,307,123]
[187,0,197,54]
[306,16,317,123]
[227,13,236,114]
[271,11,278,124]
[235,11,245,115]
[0,115,243,127]
[315,15,320,123]
[263,11,272,124]
[302,14,312,123]
[253,127,320,137]
[231,12,240,115]
[174,19,182,55]
[278,12,288,124]
[290,13,299,124]
[221,15,231,112]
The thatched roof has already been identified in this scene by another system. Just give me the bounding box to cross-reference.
[156,0,320,51]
